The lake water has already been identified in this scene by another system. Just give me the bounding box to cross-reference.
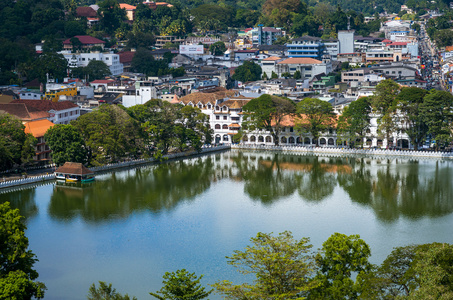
[2,150,453,299]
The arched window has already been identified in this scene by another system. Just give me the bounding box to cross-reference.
[304,137,311,145]
[258,136,264,142]
[223,135,229,141]
[222,124,228,129]
[242,135,249,142]
[328,138,334,145]
[288,137,295,143]
[250,136,256,142]
[215,124,221,129]
[281,136,287,143]
[265,136,272,143]
[320,138,326,145]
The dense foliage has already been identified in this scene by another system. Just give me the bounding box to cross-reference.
[0,202,46,299]
[150,269,212,299]
[0,113,37,171]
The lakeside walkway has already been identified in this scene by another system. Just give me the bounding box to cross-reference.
[231,144,453,159]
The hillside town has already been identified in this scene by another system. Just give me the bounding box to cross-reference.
[1,1,452,170]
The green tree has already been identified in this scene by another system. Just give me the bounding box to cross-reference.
[209,41,226,56]
[293,70,302,79]
[310,232,372,299]
[242,94,296,146]
[150,269,212,300]
[213,231,318,299]
[0,202,46,299]
[98,0,127,34]
[72,105,148,165]
[85,60,112,80]
[337,97,371,148]
[173,105,213,152]
[396,87,428,150]
[420,90,453,150]
[271,71,278,79]
[88,281,136,300]
[295,98,336,146]
[372,79,400,147]
[44,124,89,166]
[232,61,262,83]
[0,113,36,171]
[29,52,68,83]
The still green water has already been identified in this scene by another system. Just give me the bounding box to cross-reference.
[2,150,453,299]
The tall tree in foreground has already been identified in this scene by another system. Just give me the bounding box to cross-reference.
[337,96,371,148]
[88,281,136,300]
[242,94,296,146]
[309,232,372,299]
[213,231,318,299]
[295,98,336,146]
[150,269,212,300]
[0,202,46,299]
[0,113,37,171]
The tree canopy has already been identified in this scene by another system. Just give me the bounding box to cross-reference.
[44,124,89,166]
[0,202,46,299]
[232,61,262,83]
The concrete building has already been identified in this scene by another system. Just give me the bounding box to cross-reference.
[338,30,355,54]
[60,51,124,75]
[122,81,158,107]
[276,57,332,80]
[252,27,284,45]
[286,36,325,59]
[260,56,283,78]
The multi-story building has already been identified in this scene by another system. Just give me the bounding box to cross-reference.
[275,57,332,80]
[11,99,81,124]
[260,56,283,78]
[59,51,124,75]
[45,84,78,102]
[286,36,325,59]
[251,27,284,45]
[24,119,55,162]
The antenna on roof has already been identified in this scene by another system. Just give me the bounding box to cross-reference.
[347,16,351,30]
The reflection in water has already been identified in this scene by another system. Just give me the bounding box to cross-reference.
[48,157,216,223]
[42,151,453,223]
[0,187,38,220]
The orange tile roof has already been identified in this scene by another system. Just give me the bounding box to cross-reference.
[119,3,136,9]
[262,56,281,61]
[24,119,55,137]
[446,46,453,52]
[222,99,250,109]
[229,123,240,128]
[278,58,322,65]
[179,89,238,105]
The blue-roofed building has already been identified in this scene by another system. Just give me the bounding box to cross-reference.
[286,36,325,59]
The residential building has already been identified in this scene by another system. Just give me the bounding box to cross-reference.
[19,91,44,100]
[338,30,355,54]
[286,36,325,59]
[155,36,185,48]
[122,81,158,107]
[24,119,55,162]
[60,51,124,75]
[276,57,332,80]
[251,27,283,45]
[62,35,105,51]
[337,53,365,65]
[45,84,78,101]
[260,56,283,78]
[234,50,258,61]
[11,100,81,124]
[119,3,136,21]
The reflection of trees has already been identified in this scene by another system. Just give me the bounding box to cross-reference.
[400,161,453,219]
[48,158,216,223]
[339,158,453,222]
[242,154,300,205]
[338,158,373,205]
[298,157,336,202]
[0,188,38,220]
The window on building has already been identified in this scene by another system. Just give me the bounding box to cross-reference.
[215,124,221,129]
[223,116,227,120]
[222,124,228,129]
[216,115,220,120]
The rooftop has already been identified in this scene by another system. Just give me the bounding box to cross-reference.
[278,57,322,65]
[24,119,55,137]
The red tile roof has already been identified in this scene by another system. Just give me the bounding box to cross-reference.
[119,51,135,63]
[387,42,407,46]
[91,79,115,84]
[76,6,97,18]
[63,35,105,45]
[55,162,94,175]
[0,103,49,121]
[11,100,79,112]
[119,3,136,9]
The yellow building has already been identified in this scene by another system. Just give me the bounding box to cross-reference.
[45,84,77,102]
